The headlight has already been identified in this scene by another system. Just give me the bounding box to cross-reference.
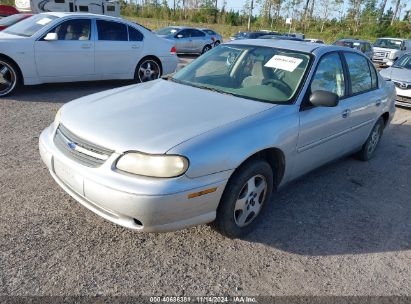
[54,108,61,126]
[116,152,189,178]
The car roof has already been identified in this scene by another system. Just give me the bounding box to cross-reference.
[225,39,356,55]
[39,12,124,21]
[337,38,369,43]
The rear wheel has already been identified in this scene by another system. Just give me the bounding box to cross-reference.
[135,58,161,83]
[357,117,384,161]
[0,59,19,97]
[213,159,273,238]
[202,44,212,54]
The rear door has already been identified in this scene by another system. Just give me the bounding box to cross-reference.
[34,18,95,81]
[339,51,381,150]
[189,29,207,53]
[94,19,143,79]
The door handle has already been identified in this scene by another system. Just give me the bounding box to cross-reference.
[342,109,351,118]
[132,45,140,49]
[81,44,92,49]
[375,100,382,107]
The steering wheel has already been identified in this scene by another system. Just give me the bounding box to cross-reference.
[263,79,293,96]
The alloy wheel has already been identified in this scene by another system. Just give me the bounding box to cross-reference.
[233,174,267,227]
[138,60,161,82]
[0,61,17,96]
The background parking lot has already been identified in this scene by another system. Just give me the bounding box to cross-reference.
[0,56,410,296]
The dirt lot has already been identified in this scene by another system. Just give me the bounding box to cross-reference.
[0,67,411,296]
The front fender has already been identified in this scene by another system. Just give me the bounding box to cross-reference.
[168,105,300,179]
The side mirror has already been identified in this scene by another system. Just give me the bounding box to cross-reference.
[176,34,183,38]
[386,61,393,67]
[44,32,58,41]
[309,90,339,107]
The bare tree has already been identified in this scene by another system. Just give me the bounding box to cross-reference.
[391,0,401,24]
[378,0,388,20]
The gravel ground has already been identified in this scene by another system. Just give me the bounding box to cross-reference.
[1,71,411,297]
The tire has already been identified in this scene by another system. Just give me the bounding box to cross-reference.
[357,117,384,161]
[201,44,212,54]
[0,58,20,97]
[134,57,162,83]
[213,159,273,238]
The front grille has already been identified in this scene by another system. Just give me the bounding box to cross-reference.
[54,124,113,167]
[396,95,411,105]
[373,51,388,59]
[393,81,411,90]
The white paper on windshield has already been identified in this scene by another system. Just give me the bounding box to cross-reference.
[170,29,177,33]
[353,42,360,46]
[394,41,401,45]
[264,55,303,72]
[36,18,52,25]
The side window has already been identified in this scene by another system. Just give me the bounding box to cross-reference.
[128,26,143,41]
[368,61,378,89]
[49,19,91,41]
[96,20,127,41]
[344,52,373,94]
[78,5,88,12]
[191,29,205,37]
[310,53,345,97]
[176,29,190,38]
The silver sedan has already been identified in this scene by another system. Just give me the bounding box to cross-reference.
[155,26,214,54]
[39,40,396,238]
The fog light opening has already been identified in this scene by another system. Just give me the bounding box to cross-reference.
[133,218,143,227]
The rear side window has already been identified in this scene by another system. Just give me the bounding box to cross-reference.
[310,53,345,97]
[368,61,378,89]
[190,29,205,37]
[97,20,127,41]
[128,26,143,41]
[344,52,373,94]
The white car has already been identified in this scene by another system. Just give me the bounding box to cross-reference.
[0,12,178,97]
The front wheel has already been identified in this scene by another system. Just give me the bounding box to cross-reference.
[357,117,384,161]
[213,159,273,238]
[0,59,19,97]
[135,58,161,83]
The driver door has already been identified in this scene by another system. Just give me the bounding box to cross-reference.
[174,29,191,53]
[293,52,353,177]
[34,18,95,81]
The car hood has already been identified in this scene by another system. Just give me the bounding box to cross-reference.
[373,47,399,53]
[0,31,28,40]
[380,67,411,81]
[60,80,275,154]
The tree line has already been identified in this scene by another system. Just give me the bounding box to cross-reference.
[121,0,411,39]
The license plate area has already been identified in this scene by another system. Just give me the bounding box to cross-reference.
[54,158,84,195]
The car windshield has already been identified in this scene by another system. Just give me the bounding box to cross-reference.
[3,14,58,37]
[0,14,26,27]
[171,44,311,104]
[393,54,411,69]
[374,39,402,50]
[155,27,178,36]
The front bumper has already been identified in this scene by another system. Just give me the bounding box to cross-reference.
[372,57,393,67]
[39,125,230,232]
[395,87,411,108]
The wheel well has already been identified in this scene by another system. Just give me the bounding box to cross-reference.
[0,54,23,85]
[234,148,286,190]
[381,112,389,127]
[136,55,163,76]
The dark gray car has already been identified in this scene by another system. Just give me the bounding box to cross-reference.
[333,39,373,59]
[155,26,214,54]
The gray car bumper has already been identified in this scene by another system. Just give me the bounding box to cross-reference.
[39,125,230,232]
